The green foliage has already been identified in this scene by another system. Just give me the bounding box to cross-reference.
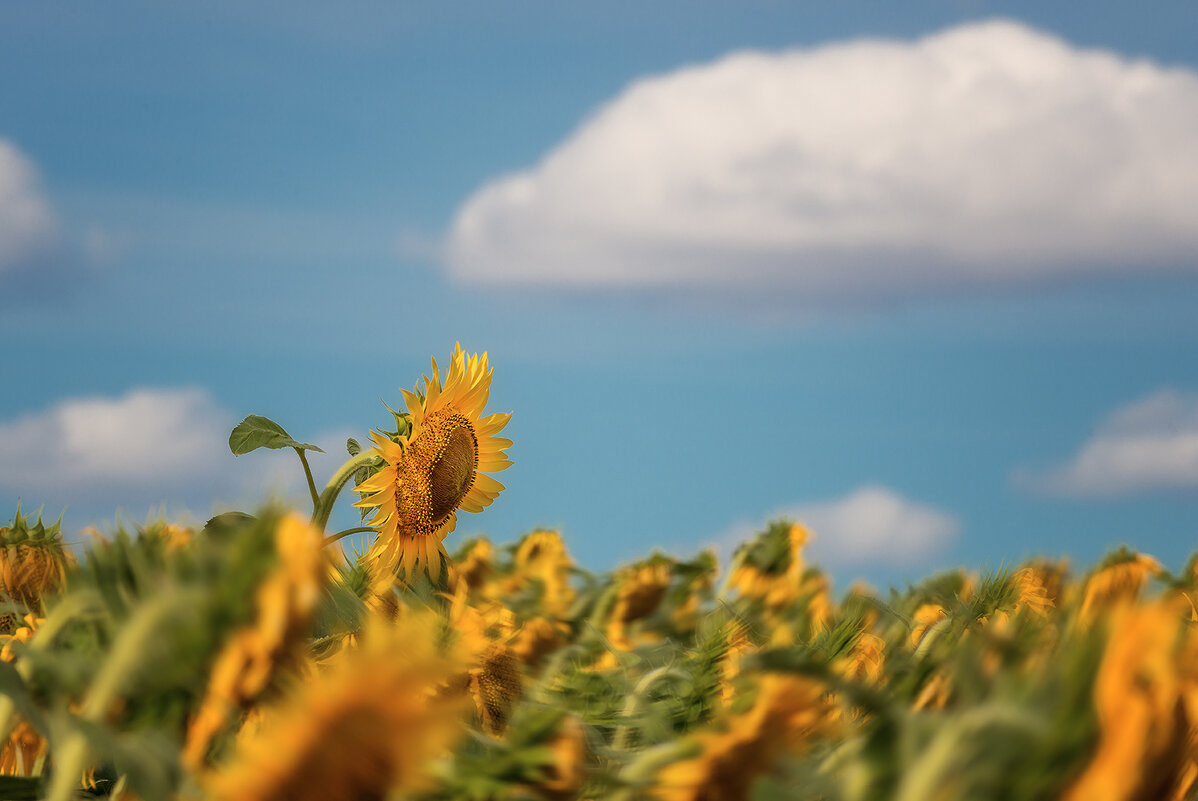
[227,415,324,455]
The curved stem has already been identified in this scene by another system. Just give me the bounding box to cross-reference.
[612,667,690,751]
[0,591,103,747]
[716,546,747,601]
[47,591,194,801]
[311,451,378,533]
[296,448,320,514]
[322,526,376,548]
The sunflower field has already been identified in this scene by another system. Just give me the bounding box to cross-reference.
[2,346,1198,801]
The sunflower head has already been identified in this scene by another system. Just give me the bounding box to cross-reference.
[0,507,74,614]
[1081,550,1163,622]
[655,675,836,801]
[184,513,328,769]
[507,530,575,617]
[204,612,469,801]
[355,345,512,579]
[728,522,810,609]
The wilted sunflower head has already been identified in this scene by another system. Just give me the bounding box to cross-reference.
[509,530,576,617]
[1081,550,1163,621]
[613,560,673,625]
[0,507,74,614]
[1062,599,1197,801]
[355,344,512,579]
[656,674,837,801]
[184,513,328,769]
[450,537,495,594]
[728,522,811,609]
[204,612,468,801]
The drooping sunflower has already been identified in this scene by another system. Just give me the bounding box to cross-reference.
[204,613,468,801]
[355,345,512,577]
[655,674,838,801]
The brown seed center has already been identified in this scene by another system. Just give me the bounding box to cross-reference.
[429,419,478,523]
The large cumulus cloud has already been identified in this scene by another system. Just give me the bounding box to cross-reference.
[446,20,1198,302]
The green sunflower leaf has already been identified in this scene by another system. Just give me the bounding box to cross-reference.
[228,415,324,455]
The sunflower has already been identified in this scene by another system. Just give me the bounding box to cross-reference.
[355,345,512,578]
[1080,551,1163,622]
[655,675,837,801]
[204,613,468,801]
[184,513,327,768]
[1062,600,1198,801]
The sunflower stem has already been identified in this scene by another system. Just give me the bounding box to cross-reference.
[322,526,376,548]
[46,590,194,801]
[296,447,320,514]
[716,545,748,601]
[0,591,104,748]
[612,666,690,751]
[311,451,378,533]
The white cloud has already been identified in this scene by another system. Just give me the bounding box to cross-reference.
[0,388,354,522]
[1018,389,1198,496]
[718,485,960,568]
[446,20,1198,302]
[0,139,58,273]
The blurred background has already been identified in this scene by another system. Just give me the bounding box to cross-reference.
[2,0,1196,590]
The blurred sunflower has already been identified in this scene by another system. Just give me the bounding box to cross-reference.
[356,345,512,577]
[1081,551,1163,622]
[204,613,467,801]
[184,513,327,768]
[656,674,837,801]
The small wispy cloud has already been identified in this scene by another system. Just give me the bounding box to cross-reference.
[0,138,58,275]
[1016,389,1198,496]
[716,485,960,568]
[445,20,1198,305]
[0,387,353,524]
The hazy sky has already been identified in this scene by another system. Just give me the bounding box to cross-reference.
[3,1,1197,590]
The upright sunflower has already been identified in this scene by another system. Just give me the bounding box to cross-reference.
[356,345,512,577]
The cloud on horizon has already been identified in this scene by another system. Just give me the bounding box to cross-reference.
[445,20,1198,305]
[1016,389,1198,496]
[718,485,960,569]
[0,387,352,528]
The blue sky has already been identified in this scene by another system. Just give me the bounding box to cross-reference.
[3,1,1197,590]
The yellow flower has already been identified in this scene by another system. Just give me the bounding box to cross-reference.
[450,537,495,594]
[1012,565,1055,618]
[0,720,44,777]
[204,612,468,801]
[512,616,570,669]
[470,643,523,737]
[909,604,947,648]
[355,344,512,578]
[448,589,524,736]
[607,560,672,648]
[530,715,588,801]
[728,523,811,609]
[717,623,754,705]
[837,631,886,684]
[184,513,327,768]
[1062,600,1198,801]
[803,573,834,636]
[656,675,836,801]
[508,530,576,617]
[0,613,41,663]
[1081,552,1162,622]
[912,672,952,711]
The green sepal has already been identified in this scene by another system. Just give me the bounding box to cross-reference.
[228,415,324,456]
